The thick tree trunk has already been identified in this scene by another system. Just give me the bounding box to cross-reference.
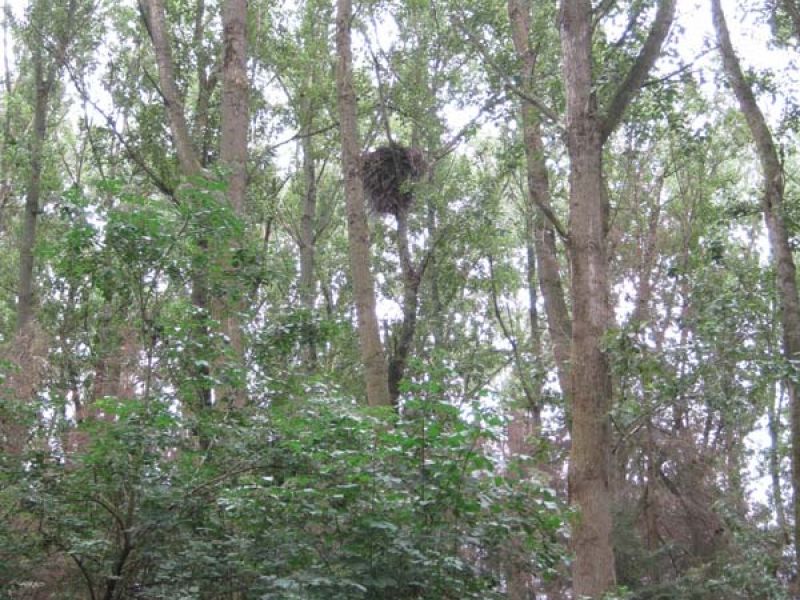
[335,0,391,407]
[220,0,248,217]
[559,0,675,595]
[560,3,616,595]
[219,0,249,408]
[713,0,800,570]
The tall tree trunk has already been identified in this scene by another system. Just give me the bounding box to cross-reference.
[299,99,319,368]
[0,10,13,235]
[140,0,213,415]
[16,56,48,332]
[17,0,79,330]
[508,0,571,402]
[713,0,800,570]
[219,0,249,408]
[139,0,202,178]
[220,0,248,217]
[141,0,251,410]
[335,0,391,407]
[559,1,675,595]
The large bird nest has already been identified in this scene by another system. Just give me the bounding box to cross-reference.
[361,143,426,216]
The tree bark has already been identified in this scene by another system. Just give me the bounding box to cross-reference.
[713,0,800,570]
[16,57,48,332]
[335,0,391,407]
[219,0,249,408]
[559,0,675,595]
[220,0,248,217]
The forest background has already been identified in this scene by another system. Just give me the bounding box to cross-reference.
[1,0,800,598]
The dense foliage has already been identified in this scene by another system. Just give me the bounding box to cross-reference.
[1,0,800,598]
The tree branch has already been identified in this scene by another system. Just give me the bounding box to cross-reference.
[600,0,677,143]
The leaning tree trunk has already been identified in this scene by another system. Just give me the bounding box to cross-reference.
[140,0,212,415]
[559,0,675,595]
[335,0,391,407]
[713,0,800,570]
[508,0,571,403]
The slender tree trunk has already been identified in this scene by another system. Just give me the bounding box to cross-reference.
[768,380,789,541]
[387,209,421,403]
[508,0,571,402]
[335,0,391,407]
[16,58,48,332]
[504,216,542,600]
[0,10,13,235]
[139,0,202,178]
[141,0,251,409]
[17,0,79,331]
[299,100,319,368]
[141,0,212,414]
[713,0,800,570]
[425,200,443,349]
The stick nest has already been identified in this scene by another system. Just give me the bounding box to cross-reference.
[361,144,426,216]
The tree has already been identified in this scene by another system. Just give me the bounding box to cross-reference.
[558,0,676,595]
[17,0,84,332]
[335,0,391,407]
[713,0,800,574]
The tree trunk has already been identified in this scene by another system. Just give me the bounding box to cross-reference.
[559,0,675,594]
[560,3,616,594]
[139,0,202,178]
[387,209,421,404]
[16,56,49,332]
[17,0,80,330]
[220,0,248,217]
[219,0,249,408]
[508,0,571,403]
[335,0,391,407]
[713,0,800,570]
[140,0,213,415]
[299,99,319,368]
